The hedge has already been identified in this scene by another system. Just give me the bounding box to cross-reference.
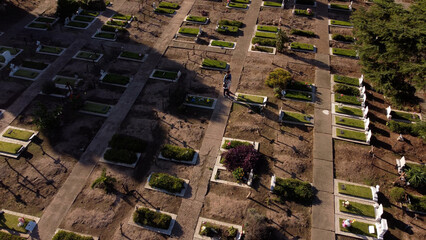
[332,48,358,58]
[133,208,171,230]
[216,25,239,34]
[154,7,175,14]
[218,20,243,27]
[158,2,180,9]
[149,172,184,193]
[211,40,235,48]
[290,42,314,51]
[186,15,208,23]
[273,178,313,203]
[257,25,278,33]
[161,144,195,161]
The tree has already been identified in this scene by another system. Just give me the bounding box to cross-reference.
[351,0,425,106]
[276,29,289,53]
[265,68,292,89]
[56,0,80,20]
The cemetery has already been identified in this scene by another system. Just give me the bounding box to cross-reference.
[0,0,424,239]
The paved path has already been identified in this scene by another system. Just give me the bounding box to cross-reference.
[311,1,335,239]
[171,1,264,239]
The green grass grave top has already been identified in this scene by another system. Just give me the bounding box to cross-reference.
[335,105,363,117]
[334,75,358,86]
[153,70,178,80]
[0,231,26,240]
[339,200,375,218]
[290,29,316,37]
[228,2,248,8]
[218,20,243,27]
[339,218,376,237]
[112,13,132,21]
[338,183,372,199]
[28,22,49,29]
[330,20,352,27]
[264,1,282,7]
[335,116,364,129]
[202,58,228,69]
[80,10,100,17]
[13,69,39,79]
[294,9,313,16]
[0,212,33,233]
[281,111,312,124]
[67,21,89,28]
[336,128,367,141]
[284,90,313,101]
[3,128,34,141]
[257,25,278,32]
[158,1,180,9]
[255,31,277,39]
[35,16,56,23]
[392,111,420,122]
[161,144,195,161]
[186,15,208,23]
[120,51,144,60]
[73,15,94,22]
[22,60,48,70]
[332,48,357,58]
[0,141,23,154]
[40,45,63,54]
[236,94,265,104]
[0,47,20,55]
[178,27,200,35]
[103,73,130,85]
[211,40,235,48]
[330,3,350,10]
[222,139,252,149]
[133,207,172,230]
[291,42,315,51]
[231,0,250,3]
[154,7,176,14]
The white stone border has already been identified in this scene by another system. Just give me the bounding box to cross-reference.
[36,45,66,56]
[118,52,149,62]
[220,137,259,152]
[332,93,365,108]
[34,16,59,25]
[158,150,199,165]
[234,93,267,107]
[0,46,23,58]
[334,196,378,221]
[128,206,176,236]
[92,30,117,42]
[184,15,210,25]
[176,28,201,39]
[72,51,103,62]
[53,75,82,89]
[226,2,250,10]
[333,126,371,145]
[278,109,314,127]
[0,126,38,144]
[210,165,251,188]
[0,140,25,159]
[149,69,181,82]
[78,101,113,117]
[54,229,99,240]
[208,39,237,50]
[39,91,69,98]
[99,147,142,168]
[144,172,189,197]
[261,1,285,8]
[71,14,96,24]
[334,179,378,203]
[328,19,354,28]
[248,43,277,55]
[183,94,217,110]
[99,72,132,88]
[255,24,279,34]
[193,217,243,240]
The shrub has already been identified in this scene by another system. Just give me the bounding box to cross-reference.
[387,120,412,134]
[232,167,245,182]
[133,208,171,229]
[251,37,276,47]
[161,144,195,161]
[334,84,360,96]
[104,148,137,164]
[332,34,354,42]
[149,172,184,193]
[91,168,116,193]
[32,103,63,131]
[265,68,292,89]
[389,187,405,202]
[228,226,238,237]
[52,230,93,240]
[273,178,313,203]
[290,29,315,37]
[200,222,221,236]
[408,195,426,213]
[406,167,425,189]
[108,134,146,152]
[222,145,263,172]
[218,19,243,27]
[276,29,289,52]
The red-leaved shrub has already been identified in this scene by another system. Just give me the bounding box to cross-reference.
[222,145,263,172]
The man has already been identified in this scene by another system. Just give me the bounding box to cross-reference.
[223,71,231,97]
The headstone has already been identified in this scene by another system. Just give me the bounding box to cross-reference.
[396,156,406,173]
[36,41,40,46]
[1,51,13,64]
[65,17,70,25]
[25,221,37,232]
[375,204,383,221]
[376,219,388,239]
[152,2,156,9]
[359,74,364,86]
[247,169,254,186]
[363,106,369,119]
[360,86,365,95]
[364,118,370,131]
[386,106,392,119]
[270,174,276,192]
[366,130,372,144]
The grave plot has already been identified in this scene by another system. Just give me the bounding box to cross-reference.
[35,42,66,56]
[250,25,278,54]
[94,12,133,41]
[100,134,146,168]
[234,93,268,108]
[53,229,98,240]
[227,0,250,10]
[0,209,39,238]
[333,127,371,145]
[194,217,243,240]
[118,50,148,62]
[129,207,177,235]
[79,101,113,117]
[183,95,217,110]
[99,71,132,87]
[385,106,421,123]
[9,59,50,81]
[64,8,99,30]
[73,50,103,62]
[144,172,189,197]
[282,79,316,103]
[262,0,285,8]
[158,144,199,165]
[279,109,314,126]
[0,45,23,70]
[25,16,59,31]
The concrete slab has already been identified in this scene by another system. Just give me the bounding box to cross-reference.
[314,108,332,134]
[313,159,334,193]
[313,132,333,161]
[315,69,331,88]
[315,87,332,110]
[311,228,335,240]
[312,191,335,231]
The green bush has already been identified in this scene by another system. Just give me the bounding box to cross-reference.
[228,226,238,237]
[294,9,313,16]
[52,230,93,240]
[218,19,243,27]
[276,29,289,53]
[389,187,405,202]
[406,167,425,189]
[251,37,276,47]
[104,148,137,164]
[91,168,116,193]
[232,167,245,182]
[408,195,426,213]
[108,134,146,152]
[32,103,63,132]
[334,84,360,96]
[149,172,184,193]
[186,15,208,23]
[133,208,171,229]
[265,68,292,89]
[161,144,195,161]
[273,178,313,203]
[290,29,316,37]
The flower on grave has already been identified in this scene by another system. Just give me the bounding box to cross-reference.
[227,141,231,146]
[341,94,344,97]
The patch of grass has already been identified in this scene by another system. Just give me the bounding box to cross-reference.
[211,40,235,48]
[149,172,185,193]
[0,47,20,55]
[330,3,350,10]
[334,75,359,86]
[106,20,127,26]
[112,13,132,21]
[236,94,265,104]
[3,128,34,141]
[251,45,274,53]
[186,15,208,23]
[294,9,313,16]
[332,48,357,58]
[218,19,243,27]
[284,90,313,101]
[334,94,361,106]
[73,15,94,22]
[81,102,111,114]
[104,148,137,164]
[13,69,39,79]
[0,141,23,154]
[80,10,99,17]
[339,218,376,237]
[228,2,248,8]
[76,51,101,60]
[335,116,365,129]
[291,42,314,51]
[338,183,373,199]
[108,134,146,152]
[0,232,26,240]
[391,111,420,122]
[330,20,352,27]
[22,60,48,70]
[255,31,277,39]
[202,58,227,69]
[290,29,316,37]
[222,140,252,149]
[0,213,32,233]
[152,70,178,80]
[335,105,363,117]
[216,25,239,34]
[257,25,278,32]
[133,208,171,230]
[251,37,276,47]
[332,34,354,42]
[161,144,195,161]
[281,111,312,123]
[34,17,55,23]
[154,7,176,14]
[67,21,89,28]
[263,1,282,7]
[102,73,130,85]
[120,51,144,60]
[185,95,214,107]
[39,45,63,54]
[336,129,367,142]
[158,1,179,9]
[52,230,93,240]
[339,200,375,218]
[28,22,48,29]
[178,27,199,35]
[408,194,426,213]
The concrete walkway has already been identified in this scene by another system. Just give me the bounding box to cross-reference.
[311,0,335,239]
[171,1,264,239]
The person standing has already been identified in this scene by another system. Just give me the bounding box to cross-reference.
[223,71,232,97]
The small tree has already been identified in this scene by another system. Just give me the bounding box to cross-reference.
[222,145,263,173]
[276,29,289,53]
[265,68,292,89]
[91,168,116,193]
[56,0,80,20]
